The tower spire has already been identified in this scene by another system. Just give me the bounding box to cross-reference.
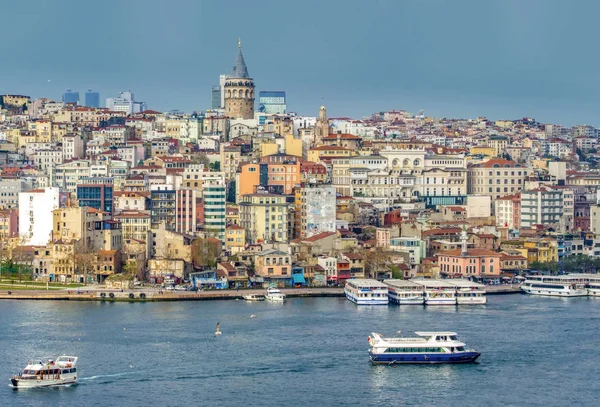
[230,38,249,78]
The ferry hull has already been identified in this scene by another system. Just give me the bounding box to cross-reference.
[588,288,600,297]
[521,287,588,297]
[425,298,456,305]
[10,377,77,389]
[345,292,388,305]
[265,296,285,303]
[369,351,480,365]
[456,297,487,305]
[388,295,424,305]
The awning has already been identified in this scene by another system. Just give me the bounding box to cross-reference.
[293,274,306,284]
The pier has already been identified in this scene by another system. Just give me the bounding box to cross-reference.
[0,285,521,302]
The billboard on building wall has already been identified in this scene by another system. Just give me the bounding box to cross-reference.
[305,186,336,237]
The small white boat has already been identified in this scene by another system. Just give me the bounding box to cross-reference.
[243,294,265,301]
[214,322,222,336]
[265,287,286,302]
[10,356,78,388]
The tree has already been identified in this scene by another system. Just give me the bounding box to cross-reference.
[123,259,138,278]
[192,238,221,269]
[191,152,210,167]
[75,252,97,285]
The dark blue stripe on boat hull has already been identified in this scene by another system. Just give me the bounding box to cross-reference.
[369,351,480,364]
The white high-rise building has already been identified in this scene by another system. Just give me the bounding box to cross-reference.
[18,187,60,245]
[106,91,146,115]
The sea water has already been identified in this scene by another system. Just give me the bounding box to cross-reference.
[0,295,598,406]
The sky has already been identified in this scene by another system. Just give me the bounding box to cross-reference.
[2,0,600,126]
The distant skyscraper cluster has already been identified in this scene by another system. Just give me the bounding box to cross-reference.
[62,89,79,105]
[85,90,100,108]
[62,89,100,108]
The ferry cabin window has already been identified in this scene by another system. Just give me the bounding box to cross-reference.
[385,347,443,353]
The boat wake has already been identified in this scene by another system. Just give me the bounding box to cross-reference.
[81,371,140,381]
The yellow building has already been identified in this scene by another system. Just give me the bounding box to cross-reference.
[28,120,52,140]
[495,120,515,129]
[1,94,30,107]
[285,133,304,158]
[225,224,246,254]
[307,146,356,162]
[523,239,558,263]
[469,146,495,158]
[260,141,279,157]
[239,193,289,243]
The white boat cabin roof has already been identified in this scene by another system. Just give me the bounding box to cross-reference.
[384,279,423,288]
[347,279,387,288]
[415,331,458,337]
[410,279,455,288]
[444,279,485,288]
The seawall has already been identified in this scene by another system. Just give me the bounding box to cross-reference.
[0,286,521,302]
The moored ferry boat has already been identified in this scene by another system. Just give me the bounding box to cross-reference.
[265,287,286,302]
[412,279,457,305]
[586,276,600,297]
[446,279,487,304]
[10,356,78,388]
[344,279,388,305]
[384,279,424,305]
[521,275,587,297]
[368,331,480,364]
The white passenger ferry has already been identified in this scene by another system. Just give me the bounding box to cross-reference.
[411,279,456,305]
[265,287,286,302]
[585,275,600,297]
[384,279,424,305]
[368,331,480,364]
[446,279,487,304]
[344,279,388,305]
[521,275,587,297]
[10,356,78,388]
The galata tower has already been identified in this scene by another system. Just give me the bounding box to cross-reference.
[224,38,255,119]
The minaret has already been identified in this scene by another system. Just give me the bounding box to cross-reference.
[223,38,255,119]
[314,105,329,146]
[461,224,468,255]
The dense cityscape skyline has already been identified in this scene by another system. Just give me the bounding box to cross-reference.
[2,0,600,125]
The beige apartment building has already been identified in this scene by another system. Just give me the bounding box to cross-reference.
[467,159,527,206]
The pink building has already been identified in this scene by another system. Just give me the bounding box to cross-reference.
[438,248,501,278]
[0,209,18,239]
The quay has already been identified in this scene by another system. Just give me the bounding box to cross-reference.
[0,285,521,302]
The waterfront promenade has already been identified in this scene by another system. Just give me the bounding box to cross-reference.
[0,285,521,301]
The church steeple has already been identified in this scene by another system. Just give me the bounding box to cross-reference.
[231,38,249,79]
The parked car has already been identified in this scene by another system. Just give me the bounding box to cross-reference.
[174,285,187,291]
[186,286,198,292]
[165,285,175,291]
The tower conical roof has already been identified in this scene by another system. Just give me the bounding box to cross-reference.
[230,39,250,79]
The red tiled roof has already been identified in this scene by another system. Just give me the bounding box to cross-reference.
[303,231,337,242]
[422,228,462,237]
[469,158,522,168]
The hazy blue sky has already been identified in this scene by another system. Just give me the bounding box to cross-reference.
[2,0,600,125]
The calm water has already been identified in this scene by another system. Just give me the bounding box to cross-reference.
[0,295,599,407]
